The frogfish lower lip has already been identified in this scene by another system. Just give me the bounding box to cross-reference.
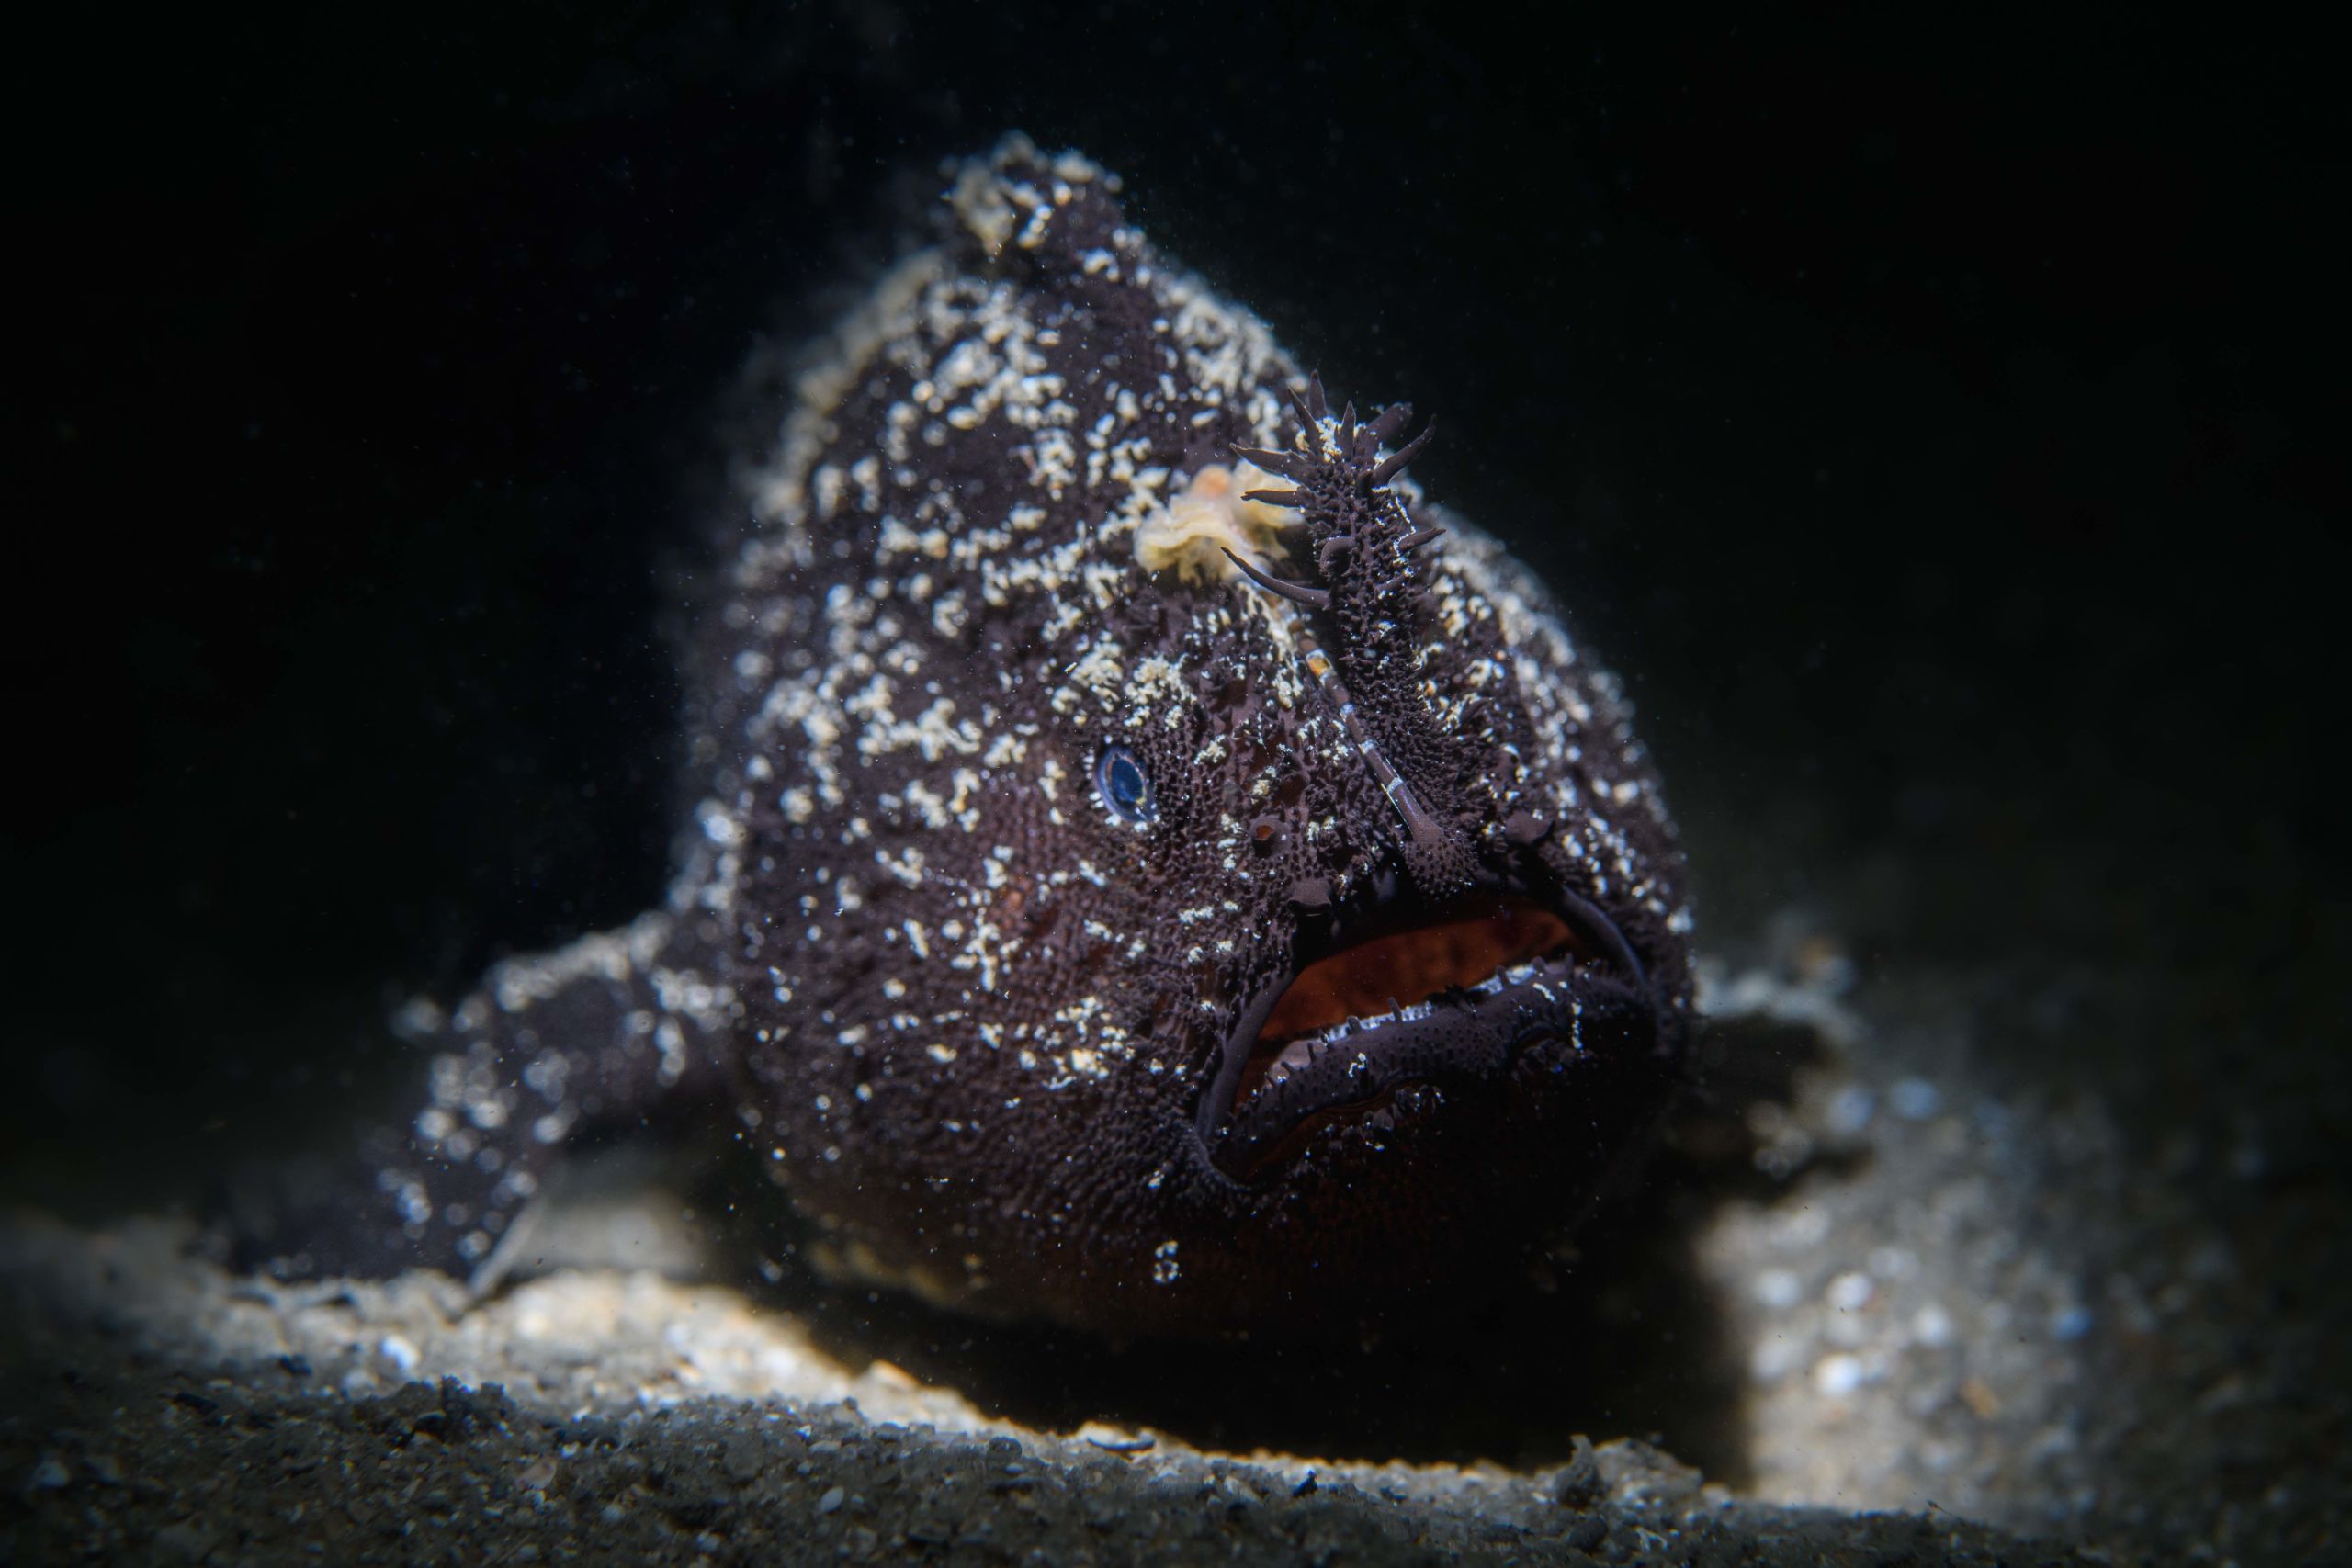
[1195,881,1648,1179]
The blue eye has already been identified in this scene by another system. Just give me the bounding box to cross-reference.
[1095,745,1156,824]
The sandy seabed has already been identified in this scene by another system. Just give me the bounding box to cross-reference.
[5,932,2343,1565]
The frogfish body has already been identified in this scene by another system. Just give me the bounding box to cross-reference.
[254,137,1695,1341]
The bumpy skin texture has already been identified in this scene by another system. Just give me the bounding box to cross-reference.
[250,139,1694,1341]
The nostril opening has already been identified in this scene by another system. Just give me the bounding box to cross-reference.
[1250,818,1283,855]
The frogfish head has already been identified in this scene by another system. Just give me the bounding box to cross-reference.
[728,138,1691,1340]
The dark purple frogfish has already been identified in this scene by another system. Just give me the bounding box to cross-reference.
[243,136,1694,1341]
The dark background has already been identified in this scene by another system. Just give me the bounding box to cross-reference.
[9,5,2341,1209]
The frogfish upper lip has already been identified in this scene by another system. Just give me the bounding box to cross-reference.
[1194,873,1648,1179]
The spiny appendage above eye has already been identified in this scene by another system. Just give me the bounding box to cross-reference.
[1094,743,1156,824]
[1228,373,1436,533]
[1217,373,1486,897]
[1207,374,1446,628]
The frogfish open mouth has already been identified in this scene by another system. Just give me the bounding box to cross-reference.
[1208,869,1648,1182]
[232,135,1695,1342]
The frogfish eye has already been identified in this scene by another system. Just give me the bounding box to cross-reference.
[1094,744,1156,824]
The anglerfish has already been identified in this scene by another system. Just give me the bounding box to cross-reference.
[245,136,1695,1341]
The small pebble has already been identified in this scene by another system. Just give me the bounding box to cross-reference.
[1814,1353,1868,1396]
[1750,1338,1802,1382]
[1825,1085,1876,1136]
[1548,1438,1603,1509]
[1890,1078,1941,1121]
[1753,1268,1804,1310]
[817,1485,845,1515]
[1826,1271,1875,1312]
[516,1456,558,1491]
[1868,1246,1917,1280]
[1912,1303,1955,1347]
[152,1522,218,1562]
[379,1334,421,1374]
[722,1433,767,1482]
[28,1457,70,1491]
[2050,1305,2095,1341]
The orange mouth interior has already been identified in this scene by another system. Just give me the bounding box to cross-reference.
[1252,896,1576,1055]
